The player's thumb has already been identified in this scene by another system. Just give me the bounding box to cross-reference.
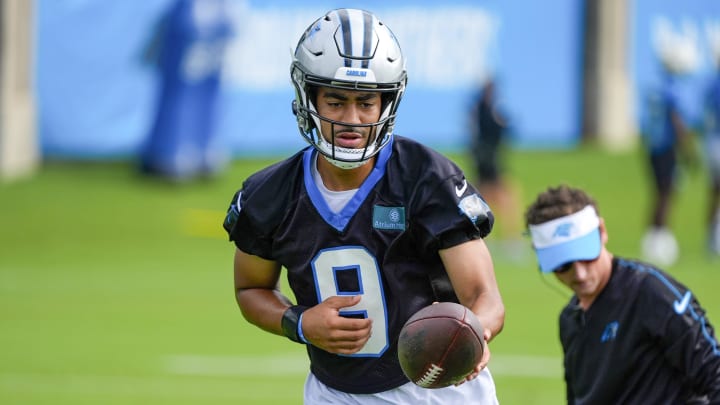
[324,294,361,309]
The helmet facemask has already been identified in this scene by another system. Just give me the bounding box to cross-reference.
[290,8,407,169]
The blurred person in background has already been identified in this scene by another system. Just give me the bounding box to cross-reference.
[222,8,504,404]
[525,184,720,404]
[640,42,698,267]
[468,78,523,255]
[139,0,233,181]
[703,39,720,257]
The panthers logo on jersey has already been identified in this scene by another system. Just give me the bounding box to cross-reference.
[458,193,490,225]
[223,191,242,234]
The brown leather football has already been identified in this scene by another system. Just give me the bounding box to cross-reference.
[397,302,485,389]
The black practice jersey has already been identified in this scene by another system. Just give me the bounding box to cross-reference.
[223,135,494,394]
[559,257,720,404]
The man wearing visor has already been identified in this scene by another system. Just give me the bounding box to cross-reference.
[525,185,720,404]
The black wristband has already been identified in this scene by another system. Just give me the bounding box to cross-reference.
[281,305,308,343]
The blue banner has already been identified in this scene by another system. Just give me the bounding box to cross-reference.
[36,0,583,158]
[632,0,720,128]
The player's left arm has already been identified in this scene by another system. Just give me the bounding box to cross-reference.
[440,237,505,341]
[440,237,504,379]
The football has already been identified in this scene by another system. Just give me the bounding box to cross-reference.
[397,302,485,389]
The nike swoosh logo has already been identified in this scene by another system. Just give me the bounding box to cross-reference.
[455,179,468,197]
[673,291,692,314]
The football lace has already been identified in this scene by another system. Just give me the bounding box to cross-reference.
[416,363,444,387]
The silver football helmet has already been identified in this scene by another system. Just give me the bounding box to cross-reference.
[291,8,407,169]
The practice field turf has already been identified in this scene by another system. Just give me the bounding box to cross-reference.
[1,146,718,404]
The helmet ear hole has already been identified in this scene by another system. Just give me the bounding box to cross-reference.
[291,99,315,133]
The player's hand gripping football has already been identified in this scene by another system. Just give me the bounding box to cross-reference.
[456,328,492,386]
[300,295,373,355]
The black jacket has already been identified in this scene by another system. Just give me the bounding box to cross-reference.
[560,257,720,404]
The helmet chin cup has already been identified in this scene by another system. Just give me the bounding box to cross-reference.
[321,154,371,170]
[290,8,406,167]
[314,130,380,170]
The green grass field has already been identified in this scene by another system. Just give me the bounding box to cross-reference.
[1,146,717,404]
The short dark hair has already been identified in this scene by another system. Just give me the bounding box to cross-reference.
[524,185,599,227]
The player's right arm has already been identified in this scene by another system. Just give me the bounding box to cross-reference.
[297,295,373,355]
[233,248,372,353]
[233,248,292,336]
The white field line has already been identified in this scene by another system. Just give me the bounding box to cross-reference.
[488,354,563,378]
[164,353,310,376]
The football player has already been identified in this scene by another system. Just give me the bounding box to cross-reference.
[640,42,698,266]
[223,8,505,404]
[703,42,720,256]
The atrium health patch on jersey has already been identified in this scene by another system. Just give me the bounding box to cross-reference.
[373,205,405,231]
